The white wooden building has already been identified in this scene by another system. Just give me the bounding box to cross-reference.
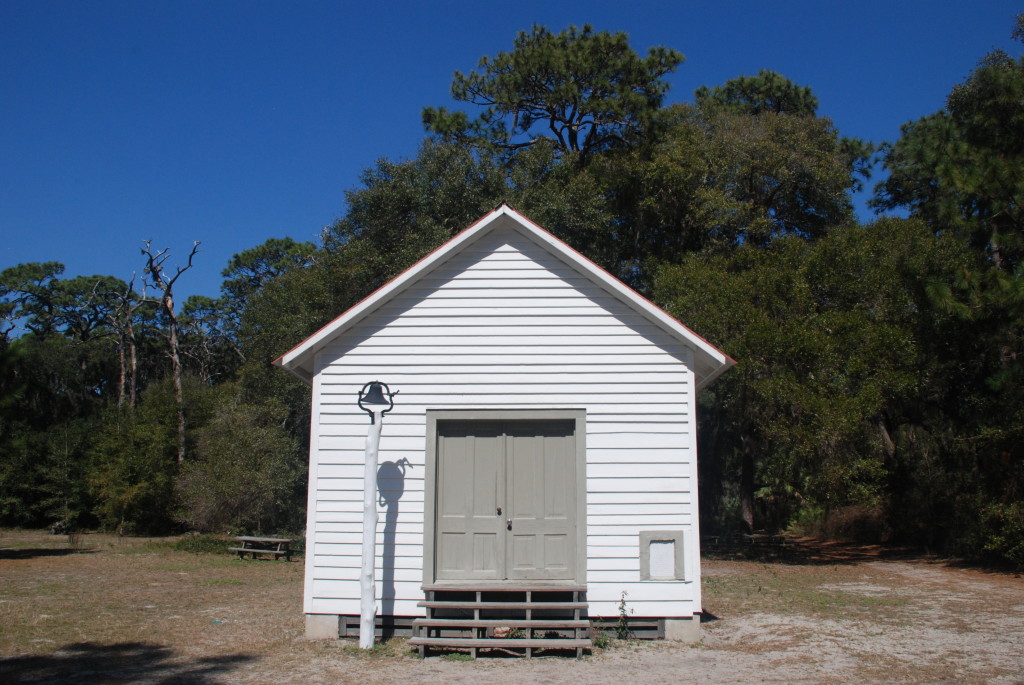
[276,204,733,648]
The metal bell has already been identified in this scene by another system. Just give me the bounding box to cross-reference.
[358,381,395,422]
[360,381,390,406]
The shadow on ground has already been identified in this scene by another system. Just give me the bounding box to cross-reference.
[0,642,254,684]
[0,548,93,561]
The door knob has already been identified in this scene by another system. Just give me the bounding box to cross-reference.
[496,506,502,516]
[506,520,512,530]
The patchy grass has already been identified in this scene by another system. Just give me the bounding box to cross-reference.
[702,562,911,622]
[338,639,416,660]
[0,529,302,658]
[699,546,1024,683]
[202,578,245,586]
[1,529,1022,684]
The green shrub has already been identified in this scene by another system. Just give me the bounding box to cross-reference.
[790,503,891,543]
[589,627,611,649]
[88,383,180,535]
[174,534,230,554]
[176,391,304,534]
[981,502,1024,567]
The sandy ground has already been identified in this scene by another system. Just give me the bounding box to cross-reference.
[1,531,1022,684]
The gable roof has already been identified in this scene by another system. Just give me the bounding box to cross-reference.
[275,204,735,388]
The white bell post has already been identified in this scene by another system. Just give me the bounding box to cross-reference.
[356,381,394,649]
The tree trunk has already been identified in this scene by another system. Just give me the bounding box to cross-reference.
[116,331,126,407]
[167,314,186,463]
[127,319,137,409]
[740,432,756,534]
[878,418,896,459]
[990,234,1005,271]
[141,240,199,463]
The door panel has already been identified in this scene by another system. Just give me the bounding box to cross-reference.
[435,418,577,582]
[506,421,575,580]
[435,421,505,579]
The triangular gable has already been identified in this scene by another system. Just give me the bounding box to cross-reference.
[275,204,735,388]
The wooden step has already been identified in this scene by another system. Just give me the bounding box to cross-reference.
[413,618,589,629]
[418,600,587,610]
[417,583,590,658]
[422,583,586,592]
[409,637,592,649]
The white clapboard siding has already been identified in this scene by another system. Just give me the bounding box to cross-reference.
[585,521,693,537]
[313,567,424,583]
[316,450,425,464]
[588,557,641,572]
[312,543,423,558]
[315,531,424,546]
[311,580,424,595]
[588,463,689,478]
[316,500,425,514]
[587,537,647,550]
[297,215,712,620]
[314,554,425,572]
[315,520,426,534]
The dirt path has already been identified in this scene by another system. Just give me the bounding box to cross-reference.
[1,531,1022,684]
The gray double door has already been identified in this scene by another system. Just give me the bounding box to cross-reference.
[434,418,578,582]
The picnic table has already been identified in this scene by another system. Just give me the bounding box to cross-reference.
[228,536,293,561]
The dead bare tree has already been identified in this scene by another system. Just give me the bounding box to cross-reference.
[142,240,200,463]
[102,275,146,408]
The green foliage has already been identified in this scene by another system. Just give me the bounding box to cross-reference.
[423,24,683,159]
[184,237,319,385]
[0,262,130,342]
[0,269,137,527]
[976,502,1024,567]
[173,534,231,554]
[695,71,873,191]
[873,23,1024,270]
[598,102,858,287]
[615,591,633,640]
[694,106,857,243]
[176,385,303,534]
[695,69,819,116]
[0,261,66,337]
[180,295,242,383]
[2,21,1022,568]
[589,625,612,649]
[221,237,316,307]
[88,381,181,534]
[34,418,97,529]
[656,218,972,528]
[868,16,1024,561]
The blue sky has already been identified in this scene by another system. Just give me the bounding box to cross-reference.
[1,0,1019,303]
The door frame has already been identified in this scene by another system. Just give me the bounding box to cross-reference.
[423,408,587,586]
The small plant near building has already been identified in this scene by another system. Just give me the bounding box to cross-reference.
[589,623,612,649]
[615,591,634,640]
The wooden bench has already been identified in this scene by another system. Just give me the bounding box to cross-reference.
[228,536,293,561]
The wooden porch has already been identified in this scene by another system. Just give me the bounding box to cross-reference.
[409,583,592,658]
